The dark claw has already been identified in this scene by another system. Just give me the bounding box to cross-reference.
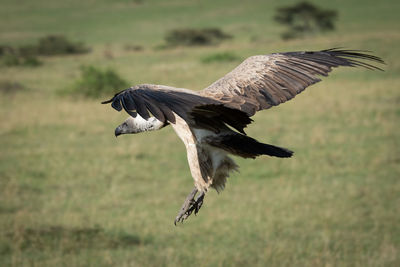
[194,194,204,215]
[174,188,205,225]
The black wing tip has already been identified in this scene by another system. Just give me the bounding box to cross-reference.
[101,88,131,105]
[285,48,385,70]
[280,148,294,158]
[324,48,385,61]
[101,98,114,104]
[320,48,385,70]
[266,146,294,158]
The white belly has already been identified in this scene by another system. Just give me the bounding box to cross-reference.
[171,115,238,192]
[195,132,239,192]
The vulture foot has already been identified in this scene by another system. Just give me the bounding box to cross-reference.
[174,187,205,225]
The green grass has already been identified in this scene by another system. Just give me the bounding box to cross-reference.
[0,0,399,266]
[201,52,242,63]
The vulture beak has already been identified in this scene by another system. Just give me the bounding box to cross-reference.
[115,126,122,137]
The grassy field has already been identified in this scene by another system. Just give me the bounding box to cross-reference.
[1,0,399,266]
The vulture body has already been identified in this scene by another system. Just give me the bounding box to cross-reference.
[103,49,383,224]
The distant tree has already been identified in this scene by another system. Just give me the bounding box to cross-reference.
[0,45,42,67]
[165,28,232,47]
[274,1,338,40]
[1,35,90,68]
[36,35,90,56]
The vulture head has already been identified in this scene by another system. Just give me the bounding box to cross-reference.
[115,115,167,137]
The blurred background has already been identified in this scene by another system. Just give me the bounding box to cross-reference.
[0,0,399,266]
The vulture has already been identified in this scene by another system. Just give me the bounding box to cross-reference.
[102,48,383,225]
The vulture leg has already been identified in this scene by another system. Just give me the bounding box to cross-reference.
[174,187,205,225]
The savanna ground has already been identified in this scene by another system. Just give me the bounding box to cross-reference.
[0,0,399,266]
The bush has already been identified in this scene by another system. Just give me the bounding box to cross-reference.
[124,44,144,52]
[0,80,25,94]
[165,28,232,47]
[71,66,130,98]
[18,44,39,58]
[201,52,241,64]
[0,34,88,68]
[0,45,14,57]
[1,53,20,67]
[274,1,338,40]
[0,47,42,67]
[35,35,90,56]
[22,56,42,67]
[8,35,90,59]
[0,46,19,66]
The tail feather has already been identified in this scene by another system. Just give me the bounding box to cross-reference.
[205,133,293,158]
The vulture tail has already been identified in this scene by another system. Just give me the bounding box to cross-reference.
[206,134,293,159]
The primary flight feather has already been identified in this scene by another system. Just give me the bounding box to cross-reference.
[102,48,383,224]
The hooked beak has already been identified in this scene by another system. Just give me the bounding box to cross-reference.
[115,126,122,137]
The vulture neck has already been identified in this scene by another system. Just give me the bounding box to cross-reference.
[132,115,165,133]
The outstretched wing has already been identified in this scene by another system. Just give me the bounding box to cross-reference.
[102,84,216,123]
[102,84,252,133]
[200,48,384,116]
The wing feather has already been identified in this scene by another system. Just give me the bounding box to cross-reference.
[103,49,383,134]
[200,48,384,116]
[102,84,220,124]
[120,97,137,117]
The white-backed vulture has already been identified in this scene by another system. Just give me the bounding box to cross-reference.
[102,48,383,224]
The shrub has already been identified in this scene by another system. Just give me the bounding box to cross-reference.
[201,52,241,64]
[124,44,144,52]
[1,53,20,67]
[0,80,25,94]
[22,56,42,67]
[35,35,90,55]
[71,66,129,98]
[0,45,14,57]
[165,28,232,47]
[18,44,39,58]
[0,47,42,67]
[1,35,88,68]
[274,1,338,40]
[7,35,90,58]
[0,46,18,66]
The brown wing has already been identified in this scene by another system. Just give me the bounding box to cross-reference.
[200,48,384,116]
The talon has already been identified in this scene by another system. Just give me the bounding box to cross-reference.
[174,188,206,224]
